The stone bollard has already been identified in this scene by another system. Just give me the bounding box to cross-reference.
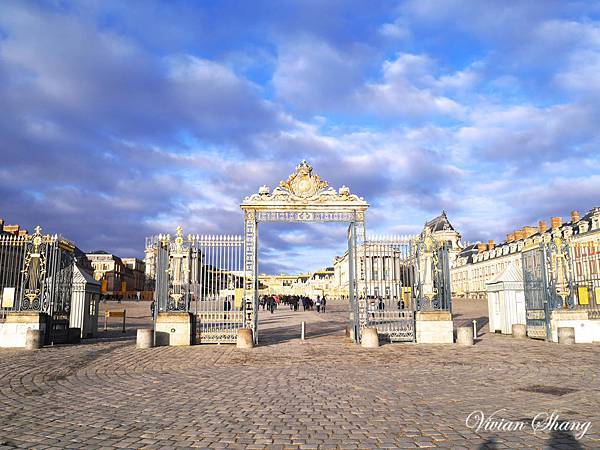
[361,327,379,348]
[558,327,575,345]
[25,329,43,350]
[456,327,474,346]
[136,329,154,349]
[512,323,527,338]
[236,328,254,349]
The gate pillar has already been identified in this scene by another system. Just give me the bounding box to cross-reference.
[415,310,453,343]
[155,312,192,346]
[243,211,258,343]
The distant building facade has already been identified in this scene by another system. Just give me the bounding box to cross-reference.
[332,211,463,300]
[86,252,148,299]
[258,268,335,298]
[121,258,146,292]
[451,207,600,299]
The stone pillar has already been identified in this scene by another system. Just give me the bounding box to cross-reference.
[136,329,154,349]
[415,311,453,343]
[155,312,192,346]
[25,329,43,350]
[558,327,575,345]
[512,323,527,338]
[0,312,48,348]
[456,327,474,346]
[361,327,379,348]
[236,328,254,349]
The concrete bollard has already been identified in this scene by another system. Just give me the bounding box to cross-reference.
[236,328,254,349]
[512,323,527,338]
[25,329,43,350]
[558,327,576,345]
[456,327,474,346]
[361,327,379,348]
[136,329,154,349]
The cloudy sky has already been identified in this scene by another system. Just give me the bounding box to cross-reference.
[1,1,599,274]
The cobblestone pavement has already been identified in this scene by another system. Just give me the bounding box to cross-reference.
[0,299,598,449]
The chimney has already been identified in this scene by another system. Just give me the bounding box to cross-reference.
[0,218,3,233]
[538,220,547,234]
[571,210,580,223]
[507,233,515,243]
[523,226,537,238]
[4,225,19,235]
[551,217,562,230]
[488,240,495,250]
[477,243,487,253]
[514,230,524,241]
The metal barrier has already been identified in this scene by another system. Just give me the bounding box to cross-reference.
[146,228,246,344]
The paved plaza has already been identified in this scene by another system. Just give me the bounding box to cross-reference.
[0,299,598,449]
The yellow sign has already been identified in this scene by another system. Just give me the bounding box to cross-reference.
[121,281,127,294]
[577,287,589,305]
[234,288,244,309]
[106,310,126,318]
[101,280,107,294]
[1,287,15,308]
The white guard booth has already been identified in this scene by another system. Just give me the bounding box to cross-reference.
[70,264,101,338]
[486,262,526,334]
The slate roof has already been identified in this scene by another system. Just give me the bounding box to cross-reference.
[425,211,455,232]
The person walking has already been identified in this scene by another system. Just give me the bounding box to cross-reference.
[315,296,322,313]
[322,295,327,313]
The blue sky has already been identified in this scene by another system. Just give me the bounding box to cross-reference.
[1,0,599,274]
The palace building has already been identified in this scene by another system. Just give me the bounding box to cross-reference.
[332,211,463,301]
[451,207,600,299]
[258,267,336,298]
[86,252,148,299]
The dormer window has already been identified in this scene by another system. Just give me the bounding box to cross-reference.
[563,226,573,238]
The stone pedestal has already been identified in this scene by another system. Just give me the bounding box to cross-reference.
[512,323,527,338]
[550,310,600,344]
[136,329,154,349]
[155,312,191,346]
[456,327,474,346]
[0,312,48,348]
[236,328,254,349]
[361,327,379,348]
[415,311,453,344]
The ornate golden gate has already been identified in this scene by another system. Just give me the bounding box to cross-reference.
[148,161,453,345]
[241,160,368,343]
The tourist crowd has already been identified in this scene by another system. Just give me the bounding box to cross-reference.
[259,294,327,314]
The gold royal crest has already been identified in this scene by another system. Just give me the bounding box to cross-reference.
[279,160,328,200]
